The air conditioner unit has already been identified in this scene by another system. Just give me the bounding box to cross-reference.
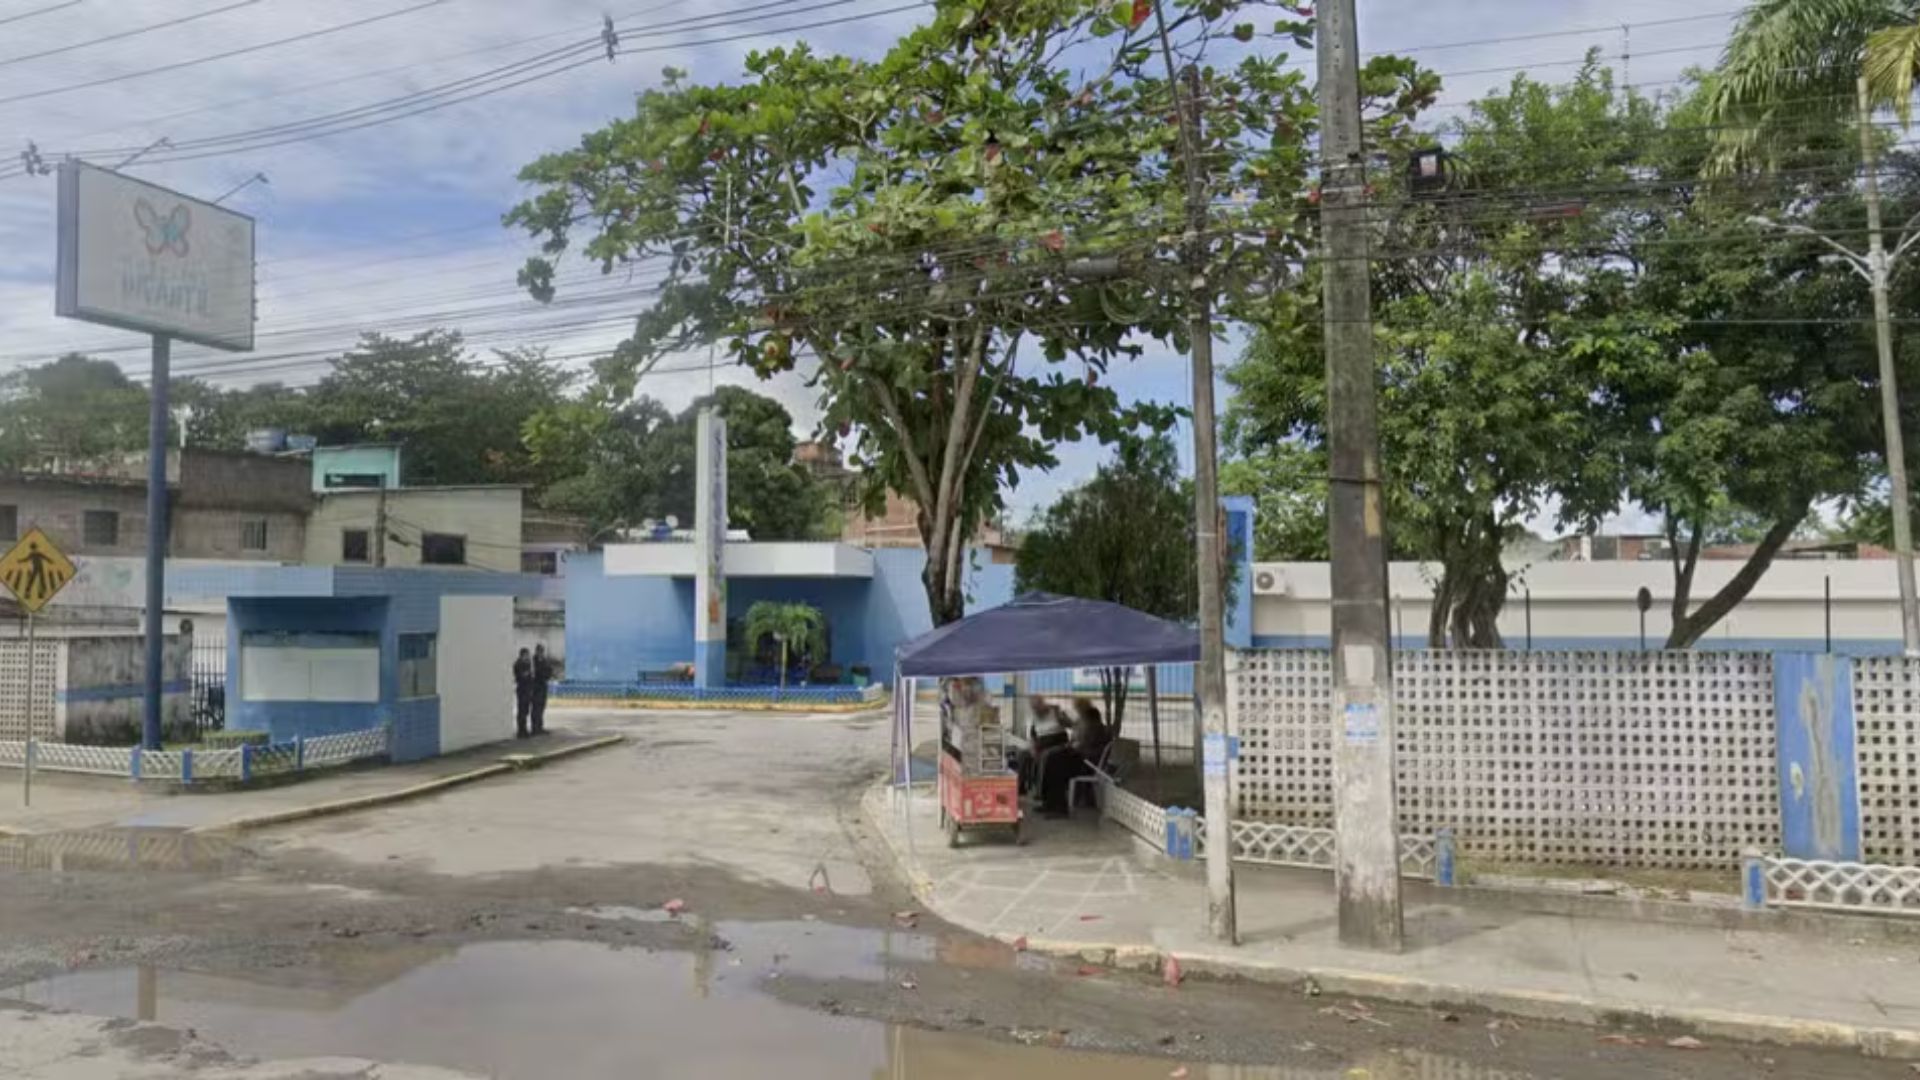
[1254,570,1282,595]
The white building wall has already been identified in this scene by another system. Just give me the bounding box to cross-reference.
[1253,559,1907,650]
[437,595,513,752]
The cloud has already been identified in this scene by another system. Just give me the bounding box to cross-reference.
[0,0,1742,491]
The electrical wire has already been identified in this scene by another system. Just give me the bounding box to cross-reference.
[0,0,450,109]
[0,1,81,30]
[0,0,265,70]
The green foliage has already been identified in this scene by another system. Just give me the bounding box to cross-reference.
[1014,434,1196,622]
[296,331,571,487]
[0,355,150,464]
[741,600,827,688]
[1219,446,1329,562]
[533,385,833,541]
[506,0,1430,624]
[1706,0,1920,169]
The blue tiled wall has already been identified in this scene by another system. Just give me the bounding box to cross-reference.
[387,697,440,762]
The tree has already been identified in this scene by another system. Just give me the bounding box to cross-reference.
[506,0,1393,626]
[298,331,572,487]
[1230,67,1635,646]
[1016,434,1195,733]
[1707,0,1920,169]
[0,354,150,464]
[742,600,826,688]
[529,385,832,540]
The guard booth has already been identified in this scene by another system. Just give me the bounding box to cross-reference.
[170,566,540,760]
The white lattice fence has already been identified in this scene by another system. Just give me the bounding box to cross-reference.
[1232,649,1780,870]
[304,728,388,768]
[0,639,59,742]
[1757,856,1920,916]
[32,743,133,776]
[1853,657,1920,864]
[1099,778,1169,853]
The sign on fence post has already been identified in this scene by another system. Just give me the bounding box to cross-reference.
[0,527,76,806]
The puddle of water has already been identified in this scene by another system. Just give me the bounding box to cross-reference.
[0,939,1535,1080]
[0,828,241,873]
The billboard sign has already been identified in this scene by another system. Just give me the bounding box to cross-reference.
[56,161,255,351]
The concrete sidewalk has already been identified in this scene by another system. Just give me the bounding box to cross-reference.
[862,782,1920,1059]
[0,728,616,836]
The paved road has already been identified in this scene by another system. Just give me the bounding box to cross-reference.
[0,707,1908,1078]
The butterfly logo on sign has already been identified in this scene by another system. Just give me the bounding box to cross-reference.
[133,198,191,258]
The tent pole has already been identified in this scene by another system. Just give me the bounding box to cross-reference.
[1148,665,1163,804]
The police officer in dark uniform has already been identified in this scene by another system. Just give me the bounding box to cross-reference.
[530,644,556,735]
[512,648,534,738]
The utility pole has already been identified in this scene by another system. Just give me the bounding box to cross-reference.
[374,482,389,569]
[1744,75,1920,656]
[1151,2,1234,942]
[1317,0,1404,951]
[141,335,170,751]
[1859,75,1920,656]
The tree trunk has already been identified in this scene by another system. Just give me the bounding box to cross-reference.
[1665,506,1808,648]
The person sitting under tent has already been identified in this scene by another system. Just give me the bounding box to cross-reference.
[1038,698,1111,817]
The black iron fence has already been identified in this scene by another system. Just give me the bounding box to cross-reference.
[190,638,225,736]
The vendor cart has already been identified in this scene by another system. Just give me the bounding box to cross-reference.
[936,677,1021,846]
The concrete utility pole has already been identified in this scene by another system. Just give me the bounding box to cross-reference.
[1317,0,1404,950]
[1151,2,1235,942]
[1746,74,1920,657]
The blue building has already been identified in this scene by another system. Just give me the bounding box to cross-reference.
[562,497,1257,689]
[172,565,540,759]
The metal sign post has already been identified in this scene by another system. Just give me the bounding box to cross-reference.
[0,527,76,805]
[22,612,34,806]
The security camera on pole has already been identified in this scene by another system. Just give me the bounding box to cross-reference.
[53,162,257,748]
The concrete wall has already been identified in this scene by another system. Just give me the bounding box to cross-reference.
[304,488,523,573]
[562,551,694,682]
[0,480,151,558]
[172,507,306,562]
[1251,559,1913,653]
[173,451,312,514]
[59,634,190,745]
[437,595,512,752]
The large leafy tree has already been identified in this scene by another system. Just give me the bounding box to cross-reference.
[1230,67,1636,646]
[1015,433,1196,734]
[299,330,572,487]
[505,0,1379,625]
[0,355,150,464]
[534,385,833,540]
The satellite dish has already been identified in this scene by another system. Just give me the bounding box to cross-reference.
[665,515,680,529]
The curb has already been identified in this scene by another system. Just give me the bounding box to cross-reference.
[1003,935,1920,1060]
[188,734,626,835]
[853,783,1920,1061]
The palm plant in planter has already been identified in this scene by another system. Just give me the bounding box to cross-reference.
[742,601,827,689]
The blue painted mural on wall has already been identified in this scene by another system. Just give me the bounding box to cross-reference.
[1774,652,1861,861]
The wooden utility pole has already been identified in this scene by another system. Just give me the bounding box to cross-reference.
[1152,1,1235,942]
[1317,0,1404,950]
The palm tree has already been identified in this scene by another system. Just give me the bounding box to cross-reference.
[742,601,827,688]
[1708,0,1920,170]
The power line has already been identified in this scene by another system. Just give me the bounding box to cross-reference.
[0,0,448,109]
[0,0,265,70]
[0,1,81,30]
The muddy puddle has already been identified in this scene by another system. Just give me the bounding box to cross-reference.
[0,918,1631,1080]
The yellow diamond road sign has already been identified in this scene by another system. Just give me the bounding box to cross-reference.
[0,528,76,614]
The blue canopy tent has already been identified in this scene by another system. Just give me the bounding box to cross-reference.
[889,593,1199,853]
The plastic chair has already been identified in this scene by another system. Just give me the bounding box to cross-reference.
[1067,740,1122,818]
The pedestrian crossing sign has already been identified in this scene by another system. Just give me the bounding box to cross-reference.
[0,528,76,613]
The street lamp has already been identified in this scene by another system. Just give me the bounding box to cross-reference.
[1748,201,1920,656]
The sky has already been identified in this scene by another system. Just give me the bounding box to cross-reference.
[0,0,1749,523]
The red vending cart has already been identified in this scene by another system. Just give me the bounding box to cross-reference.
[936,677,1022,846]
